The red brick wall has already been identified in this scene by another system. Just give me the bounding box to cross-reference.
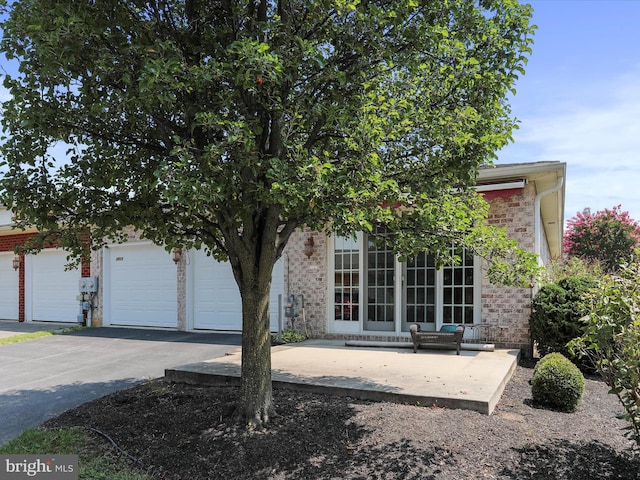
[282,227,327,337]
[480,184,536,353]
[0,232,37,252]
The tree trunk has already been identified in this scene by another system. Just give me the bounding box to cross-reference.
[237,267,274,428]
[225,205,290,428]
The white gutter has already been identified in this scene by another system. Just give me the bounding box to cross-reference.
[534,176,564,266]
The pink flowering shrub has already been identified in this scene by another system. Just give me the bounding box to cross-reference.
[564,205,640,273]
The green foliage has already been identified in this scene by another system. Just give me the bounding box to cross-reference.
[564,206,640,273]
[273,330,306,344]
[530,275,597,363]
[0,0,536,278]
[0,0,537,422]
[540,256,603,285]
[0,427,85,455]
[569,263,640,452]
[531,353,585,413]
[0,326,85,345]
[0,330,53,345]
[0,428,153,479]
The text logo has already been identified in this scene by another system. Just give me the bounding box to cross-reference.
[0,455,78,479]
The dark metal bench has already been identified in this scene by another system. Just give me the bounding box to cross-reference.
[409,324,465,355]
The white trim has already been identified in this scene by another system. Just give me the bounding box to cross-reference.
[435,268,444,329]
[101,245,112,326]
[535,176,565,268]
[478,162,563,181]
[185,248,195,331]
[394,257,403,335]
[327,234,362,334]
[474,255,482,325]
[474,180,526,192]
[24,254,33,322]
[328,235,482,336]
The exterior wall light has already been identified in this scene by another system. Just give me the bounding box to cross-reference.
[303,236,315,258]
[12,255,21,271]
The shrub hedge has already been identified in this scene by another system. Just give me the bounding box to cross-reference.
[531,352,585,412]
[530,275,597,363]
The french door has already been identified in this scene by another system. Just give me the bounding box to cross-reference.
[329,235,479,335]
[364,234,396,332]
[401,251,437,332]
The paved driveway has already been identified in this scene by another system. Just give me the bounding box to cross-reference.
[0,323,241,446]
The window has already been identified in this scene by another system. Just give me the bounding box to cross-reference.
[365,233,396,331]
[330,235,479,334]
[405,252,436,324]
[442,248,475,325]
[334,236,359,321]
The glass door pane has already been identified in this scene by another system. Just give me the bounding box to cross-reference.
[442,248,474,325]
[402,251,436,332]
[334,236,360,322]
[364,232,395,331]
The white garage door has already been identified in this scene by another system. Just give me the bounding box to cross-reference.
[104,243,177,328]
[192,250,284,331]
[0,252,19,320]
[27,249,80,322]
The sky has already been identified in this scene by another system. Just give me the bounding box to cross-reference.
[496,0,640,223]
[0,1,639,224]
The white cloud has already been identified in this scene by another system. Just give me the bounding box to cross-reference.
[499,66,640,223]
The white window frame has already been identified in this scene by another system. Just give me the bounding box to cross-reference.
[327,234,481,335]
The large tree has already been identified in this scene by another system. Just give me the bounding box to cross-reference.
[0,0,536,426]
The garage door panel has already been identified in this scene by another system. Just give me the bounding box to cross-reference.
[107,244,177,328]
[29,250,80,322]
[0,253,19,320]
[193,250,284,331]
[193,257,240,330]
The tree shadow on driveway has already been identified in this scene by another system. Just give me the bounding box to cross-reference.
[0,378,141,446]
[65,327,242,346]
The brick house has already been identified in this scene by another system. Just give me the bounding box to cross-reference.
[1,161,565,355]
[283,161,565,353]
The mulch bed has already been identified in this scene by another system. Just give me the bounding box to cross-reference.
[44,360,640,479]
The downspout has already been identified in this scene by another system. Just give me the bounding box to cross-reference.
[534,176,564,270]
[531,175,564,358]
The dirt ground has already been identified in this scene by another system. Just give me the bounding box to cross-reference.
[44,361,640,480]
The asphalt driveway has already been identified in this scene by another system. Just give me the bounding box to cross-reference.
[0,321,241,446]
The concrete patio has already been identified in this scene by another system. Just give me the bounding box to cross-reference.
[166,339,520,415]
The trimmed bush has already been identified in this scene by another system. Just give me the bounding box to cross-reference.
[531,353,585,412]
[530,275,597,362]
[569,263,640,452]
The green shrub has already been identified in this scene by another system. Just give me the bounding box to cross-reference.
[272,330,306,344]
[531,352,585,412]
[569,263,640,452]
[540,256,603,284]
[530,275,597,364]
